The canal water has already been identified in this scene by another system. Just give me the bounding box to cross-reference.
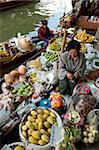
[0,0,72,78]
[0,0,72,42]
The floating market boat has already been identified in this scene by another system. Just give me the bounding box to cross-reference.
[0,0,33,11]
[0,36,47,77]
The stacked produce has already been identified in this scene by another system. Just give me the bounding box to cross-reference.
[12,82,34,97]
[20,108,58,146]
[82,124,99,144]
[75,30,95,43]
[44,52,59,62]
[50,38,62,51]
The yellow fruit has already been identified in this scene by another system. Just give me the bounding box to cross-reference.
[40,129,48,135]
[14,146,24,150]
[36,119,39,124]
[27,116,35,122]
[32,122,38,130]
[31,110,38,116]
[32,131,41,140]
[43,113,49,120]
[44,121,51,128]
[38,121,43,130]
[47,116,55,124]
[88,137,94,144]
[25,121,31,128]
[38,114,43,119]
[28,129,33,135]
[50,112,56,118]
[22,131,27,138]
[43,109,50,115]
[29,136,38,144]
[38,140,46,145]
[37,109,43,114]
[83,137,88,144]
[88,133,93,138]
[47,128,51,134]
[41,135,49,143]
[22,125,27,131]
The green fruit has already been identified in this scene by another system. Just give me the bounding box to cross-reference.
[44,121,51,128]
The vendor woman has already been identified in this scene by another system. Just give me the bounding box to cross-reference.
[59,40,86,95]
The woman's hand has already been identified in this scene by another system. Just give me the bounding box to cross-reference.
[66,72,73,80]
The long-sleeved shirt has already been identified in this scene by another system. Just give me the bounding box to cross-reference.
[58,51,86,80]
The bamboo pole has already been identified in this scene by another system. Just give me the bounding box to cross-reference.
[61,27,67,53]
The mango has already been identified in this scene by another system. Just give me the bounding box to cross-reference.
[25,121,31,128]
[43,109,50,115]
[38,121,43,130]
[47,116,55,124]
[38,140,46,145]
[44,121,51,128]
[31,110,38,116]
[47,128,51,134]
[50,112,56,118]
[43,113,49,120]
[41,135,49,143]
[32,131,41,140]
[32,122,38,130]
[28,129,33,135]
[37,109,43,114]
[40,129,48,135]
[22,125,27,131]
[14,146,24,150]
[29,136,38,144]
[27,116,35,122]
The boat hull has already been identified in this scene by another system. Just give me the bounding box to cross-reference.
[0,0,33,11]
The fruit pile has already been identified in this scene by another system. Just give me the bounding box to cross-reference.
[30,73,37,84]
[12,82,34,97]
[44,52,59,62]
[21,109,58,145]
[0,44,10,58]
[75,30,95,43]
[50,38,62,51]
[27,58,41,69]
[83,124,99,144]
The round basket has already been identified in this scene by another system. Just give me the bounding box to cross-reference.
[19,107,63,150]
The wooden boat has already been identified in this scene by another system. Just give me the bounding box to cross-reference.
[0,0,33,11]
[0,44,46,77]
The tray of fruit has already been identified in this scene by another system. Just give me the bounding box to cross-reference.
[82,124,99,144]
[11,82,34,97]
[74,30,95,43]
[19,108,62,148]
[43,52,59,63]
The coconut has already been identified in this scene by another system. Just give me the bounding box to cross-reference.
[10,70,20,77]
[4,74,14,84]
[18,65,27,75]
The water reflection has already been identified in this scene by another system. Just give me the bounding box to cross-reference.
[0,0,72,42]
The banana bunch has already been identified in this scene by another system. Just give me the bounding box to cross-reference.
[30,73,37,83]
[76,30,95,43]
[0,50,9,58]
